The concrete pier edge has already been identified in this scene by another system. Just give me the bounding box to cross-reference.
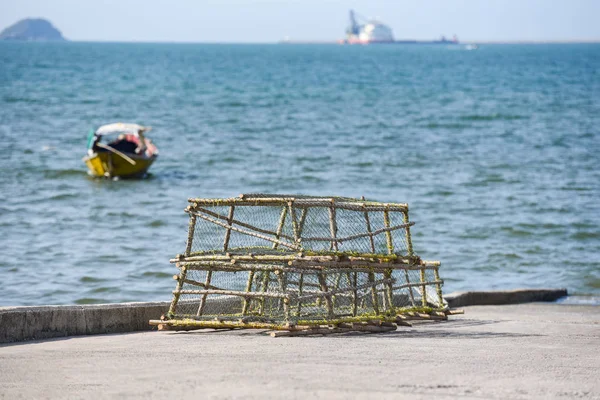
[0,288,568,344]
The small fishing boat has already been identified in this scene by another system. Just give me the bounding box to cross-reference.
[83,123,158,178]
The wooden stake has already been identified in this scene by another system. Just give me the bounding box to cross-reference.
[420,268,428,308]
[404,270,416,307]
[259,270,271,315]
[401,210,417,304]
[287,201,300,244]
[151,318,297,331]
[272,206,288,250]
[383,210,394,254]
[184,214,197,257]
[188,197,408,212]
[332,273,342,308]
[241,269,255,315]
[181,278,223,290]
[180,288,288,299]
[402,210,414,256]
[317,273,334,318]
[384,269,395,313]
[433,266,444,307]
[363,209,376,253]
[276,272,290,321]
[222,206,235,251]
[296,273,304,316]
[176,253,426,265]
[328,205,338,251]
[297,208,308,235]
[351,272,358,316]
[382,210,395,312]
[196,269,213,316]
[168,266,187,316]
[178,262,432,275]
[368,271,379,314]
[295,207,308,316]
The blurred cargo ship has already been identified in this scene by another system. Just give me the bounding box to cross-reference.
[340,9,459,45]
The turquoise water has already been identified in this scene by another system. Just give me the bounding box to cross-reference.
[0,42,599,306]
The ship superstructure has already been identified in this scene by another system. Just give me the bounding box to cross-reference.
[345,10,394,44]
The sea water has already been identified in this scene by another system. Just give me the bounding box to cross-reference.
[0,42,598,305]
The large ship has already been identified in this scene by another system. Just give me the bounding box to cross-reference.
[341,10,458,45]
[344,10,394,44]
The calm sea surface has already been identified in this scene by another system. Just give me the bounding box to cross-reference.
[0,42,599,306]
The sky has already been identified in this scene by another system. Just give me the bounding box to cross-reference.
[1,0,600,43]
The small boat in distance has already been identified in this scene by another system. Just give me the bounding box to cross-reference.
[83,123,158,179]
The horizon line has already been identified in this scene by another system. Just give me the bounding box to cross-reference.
[4,38,600,45]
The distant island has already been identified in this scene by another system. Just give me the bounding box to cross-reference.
[0,18,65,41]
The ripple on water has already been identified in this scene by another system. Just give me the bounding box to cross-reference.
[140,271,173,278]
[80,276,108,283]
[586,278,600,289]
[489,253,523,260]
[44,169,86,179]
[458,114,528,121]
[148,220,166,227]
[90,287,120,294]
[300,175,326,183]
[523,246,544,255]
[559,186,592,192]
[571,231,600,240]
[425,190,454,197]
[3,96,43,104]
[216,101,247,108]
[75,297,109,304]
[351,161,375,168]
[500,227,533,237]
[48,193,80,201]
[423,122,471,129]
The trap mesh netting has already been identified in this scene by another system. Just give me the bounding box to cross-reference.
[151,194,454,335]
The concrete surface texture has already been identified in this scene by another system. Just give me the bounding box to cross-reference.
[1,303,599,399]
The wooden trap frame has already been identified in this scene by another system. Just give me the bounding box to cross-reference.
[150,194,462,336]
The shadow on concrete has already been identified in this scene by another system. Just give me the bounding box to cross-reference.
[412,318,503,328]
[165,318,542,339]
[380,330,542,339]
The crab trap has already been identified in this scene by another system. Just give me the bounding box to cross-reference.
[150,194,461,336]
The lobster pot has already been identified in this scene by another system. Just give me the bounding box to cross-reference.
[156,194,447,332]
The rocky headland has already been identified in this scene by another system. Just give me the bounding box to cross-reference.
[0,18,65,41]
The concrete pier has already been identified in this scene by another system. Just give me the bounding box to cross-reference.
[1,303,598,399]
[0,289,568,344]
[0,301,170,344]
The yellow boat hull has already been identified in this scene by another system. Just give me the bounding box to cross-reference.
[83,152,157,178]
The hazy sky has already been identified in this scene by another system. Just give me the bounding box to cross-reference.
[1,0,600,43]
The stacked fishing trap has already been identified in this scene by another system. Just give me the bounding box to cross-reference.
[150,194,460,336]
